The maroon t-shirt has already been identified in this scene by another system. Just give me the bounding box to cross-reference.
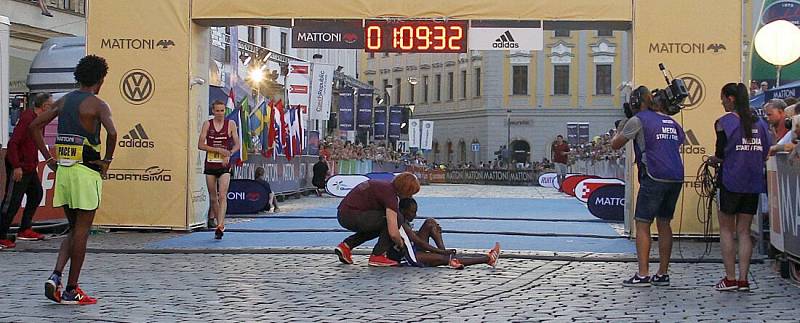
[338,180,400,215]
[552,142,570,164]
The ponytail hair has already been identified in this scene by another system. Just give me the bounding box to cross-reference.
[721,83,754,138]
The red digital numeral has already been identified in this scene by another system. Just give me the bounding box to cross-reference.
[399,26,414,50]
[448,26,463,50]
[366,25,382,51]
[433,26,447,50]
[417,26,431,50]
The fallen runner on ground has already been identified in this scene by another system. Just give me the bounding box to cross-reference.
[387,198,500,269]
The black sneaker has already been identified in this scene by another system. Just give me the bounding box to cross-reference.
[651,274,670,286]
[622,274,651,287]
[214,226,224,240]
[207,218,217,229]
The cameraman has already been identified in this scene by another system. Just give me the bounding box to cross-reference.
[711,83,772,292]
[610,86,685,287]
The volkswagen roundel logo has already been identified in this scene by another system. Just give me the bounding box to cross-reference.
[121,69,154,105]
[676,73,705,110]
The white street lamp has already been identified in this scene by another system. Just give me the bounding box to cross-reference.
[754,19,800,86]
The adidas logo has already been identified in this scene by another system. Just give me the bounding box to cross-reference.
[119,123,155,149]
[680,129,705,155]
[493,30,519,49]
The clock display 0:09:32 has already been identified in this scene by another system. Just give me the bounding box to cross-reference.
[364,21,468,53]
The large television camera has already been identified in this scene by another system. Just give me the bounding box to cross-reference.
[625,64,689,118]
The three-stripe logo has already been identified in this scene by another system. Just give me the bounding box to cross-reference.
[680,129,705,155]
[119,123,155,149]
[493,30,519,49]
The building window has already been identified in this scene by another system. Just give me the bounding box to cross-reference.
[260,27,268,47]
[554,65,570,95]
[383,52,389,57]
[598,28,613,37]
[435,74,442,102]
[368,80,374,87]
[395,78,402,105]
[461,70,467,99]
[448,72,454,101]
[555,29,570,37]
[596,65,612,95]
[410,83,415,103]
[224,27,231,62]
[247,27,255,43]
[512,65,528,95]
[280,32,288,54]
[475,68,481,97]
[382,79,389,96]
[369,53,375,59]
[423,76,429,103]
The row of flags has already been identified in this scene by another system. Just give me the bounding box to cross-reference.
[224,89,304,164]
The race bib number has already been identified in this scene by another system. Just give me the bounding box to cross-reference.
[206,151,224,163]
[55,134,85,166]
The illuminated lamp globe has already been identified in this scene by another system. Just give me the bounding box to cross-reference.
[754,20,800,85]
[249,67,265,84]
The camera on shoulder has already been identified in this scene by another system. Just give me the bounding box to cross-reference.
[625,63,689,118]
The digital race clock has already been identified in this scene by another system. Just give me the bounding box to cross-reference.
[364,20,468,53]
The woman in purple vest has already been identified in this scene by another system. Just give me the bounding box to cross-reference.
[711,83,772,292]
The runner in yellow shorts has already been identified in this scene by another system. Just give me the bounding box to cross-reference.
[30,55,117,305]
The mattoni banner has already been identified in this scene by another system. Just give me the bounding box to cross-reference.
[88,0,191,229]
[356,88,373,130]
[633,0,741,235]
[338,87,355,131]
[373,106,387,140]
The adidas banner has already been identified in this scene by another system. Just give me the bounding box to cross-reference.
[468,27,543,51]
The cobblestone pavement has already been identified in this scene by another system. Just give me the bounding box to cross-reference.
[0,252,798,322]
[2,184,798,322]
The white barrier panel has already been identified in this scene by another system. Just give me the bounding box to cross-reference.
[537,172,557,187]
[325,175,369,197]
[575,178,625,203]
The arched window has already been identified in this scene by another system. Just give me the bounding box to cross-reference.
[446,140,453,163]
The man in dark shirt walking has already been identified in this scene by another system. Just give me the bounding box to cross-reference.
[551,135,570,189]
[312,156,329,197]
[0,93,53,248]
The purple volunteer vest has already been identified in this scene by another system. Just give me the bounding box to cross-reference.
[635,110,685,181]
[717,113,771,193]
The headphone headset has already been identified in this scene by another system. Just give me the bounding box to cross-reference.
[629,86,650,112]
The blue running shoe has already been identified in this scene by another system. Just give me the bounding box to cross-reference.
[45,274,62,303]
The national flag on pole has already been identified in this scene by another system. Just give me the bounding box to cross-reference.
[224,94,243,165]
[251,99,266,137]
[225,88,235,115]
[238,97,251,163]
[266,100,278,158]
[259,100,272,157]
[282,106,294,160]
[289,106,303,156]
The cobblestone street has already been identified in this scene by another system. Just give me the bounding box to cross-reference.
[1,184,798,322]
[1,252,798,322]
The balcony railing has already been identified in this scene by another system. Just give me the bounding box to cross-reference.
[16,0,86,16]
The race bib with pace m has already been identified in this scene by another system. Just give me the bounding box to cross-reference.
[55,134,86,166]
